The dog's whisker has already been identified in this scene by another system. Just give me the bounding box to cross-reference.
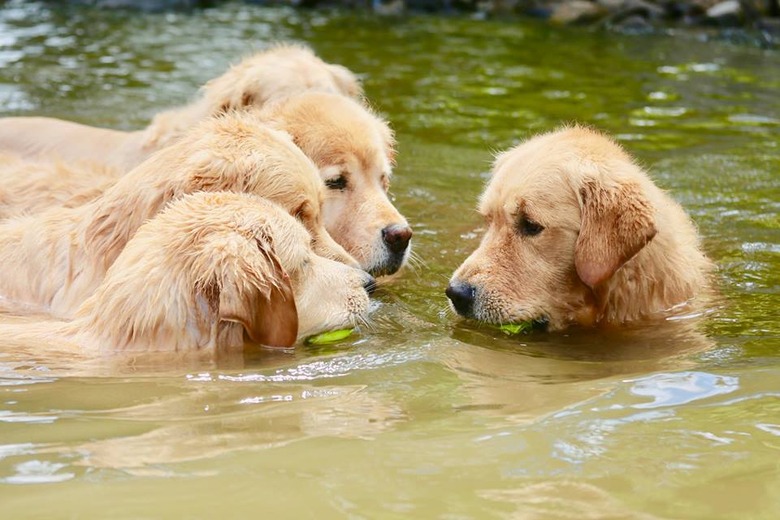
[405,252,427,273]
[353,312,376,333]
[441,304,458,319]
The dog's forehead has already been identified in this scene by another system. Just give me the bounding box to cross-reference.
[480,146,578,216]
[319,133,391,177]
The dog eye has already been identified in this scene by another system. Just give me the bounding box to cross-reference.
[517,215,544,237]
[325,175,348,190]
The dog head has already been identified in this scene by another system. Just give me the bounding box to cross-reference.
[141,45,361,154]
[447,126,662,331]
[260,91,412,277]
[203,44,363,114]
[75,192,373,352]
[101,111,359,269]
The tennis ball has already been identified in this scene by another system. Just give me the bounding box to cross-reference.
[498,322,534,335]
[305,328,354,345]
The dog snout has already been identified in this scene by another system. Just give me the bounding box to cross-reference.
[381,224,412,255]
[446,280,476,317]
[362,273,377,295]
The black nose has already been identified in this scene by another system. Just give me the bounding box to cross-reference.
[445,281,476,317]
[381,224,413,255]
[363,274,377,295]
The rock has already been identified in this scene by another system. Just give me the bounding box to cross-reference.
[522,5,555,18]
[599,0,666,32]
[373,0,406,14]
[605,0,666,19]
[707,0,741,15]
[488,0,523,14]
[403,0,450,12]
[610,12,656,30]
[550,0,608,24]
[57,0,219,10]
[596,0,628,11]
[705,0,744,25]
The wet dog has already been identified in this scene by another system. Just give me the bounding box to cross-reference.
[66,192,372,351]
[0,44,361,171]
[447,126,713,331]
[0,111,357,318]
[260,91,413,276]
[0,192,372,352]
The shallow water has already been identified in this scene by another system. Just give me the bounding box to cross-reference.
[0,2,778,518]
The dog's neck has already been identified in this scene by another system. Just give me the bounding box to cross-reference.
[600,207,713,324]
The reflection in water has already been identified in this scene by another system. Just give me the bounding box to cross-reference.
[479,482,666,520]
[628,371,739,409]
[2,460,74,485]
[54,384,405,471]
[434,318,719,429]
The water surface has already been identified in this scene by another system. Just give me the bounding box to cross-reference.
[0,2,778,518]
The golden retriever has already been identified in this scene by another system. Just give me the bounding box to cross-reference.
[67,191,372,351]
[0,110,357,318]
[0,44,361,171]
[446,126,713,331]
[1,191,372,352]
[260,91,413,276]
[0,90,414,277]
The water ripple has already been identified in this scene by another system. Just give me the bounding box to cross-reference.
[1,460,74,485]
[628,371,740,409]
[187,346,430,384]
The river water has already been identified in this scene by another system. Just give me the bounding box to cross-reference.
[0,2,778,518]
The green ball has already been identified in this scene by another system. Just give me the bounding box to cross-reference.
[305,328,355,345]
[498,322,534,335]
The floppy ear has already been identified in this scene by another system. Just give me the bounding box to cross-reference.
[218,90,257,114]
[204,65,260,114]
[219,92,255,112]
[575,178,657,289]
[216,239,298,348]
[327,64,363,98]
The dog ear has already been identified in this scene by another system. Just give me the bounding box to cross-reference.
[575,178,657,289]
[327,64,363,98]
[216,237,298,348]
[217,90,257,114]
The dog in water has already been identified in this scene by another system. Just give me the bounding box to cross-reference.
[0,44,361,171]
[1,192,372,352]
[0,111,358,318]
[260,91,413,276]
[447,125,713,331]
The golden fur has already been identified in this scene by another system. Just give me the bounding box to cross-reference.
[0,44,361,171]
[0,58,412,276]
[0,111,356,318]
[0,89,414,277]
[447,126,713,331]
[1,192,371,352]
[0,153,119,218]
[259,91,413,276]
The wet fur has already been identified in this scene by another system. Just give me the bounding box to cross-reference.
[450,125,713,330]
[0,192,370,352]
[0,153,119,218]
[259,91,412,275]
[0,44,361,172]
[0,111,355,318]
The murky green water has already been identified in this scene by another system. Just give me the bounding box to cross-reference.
[1,2,779,518]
